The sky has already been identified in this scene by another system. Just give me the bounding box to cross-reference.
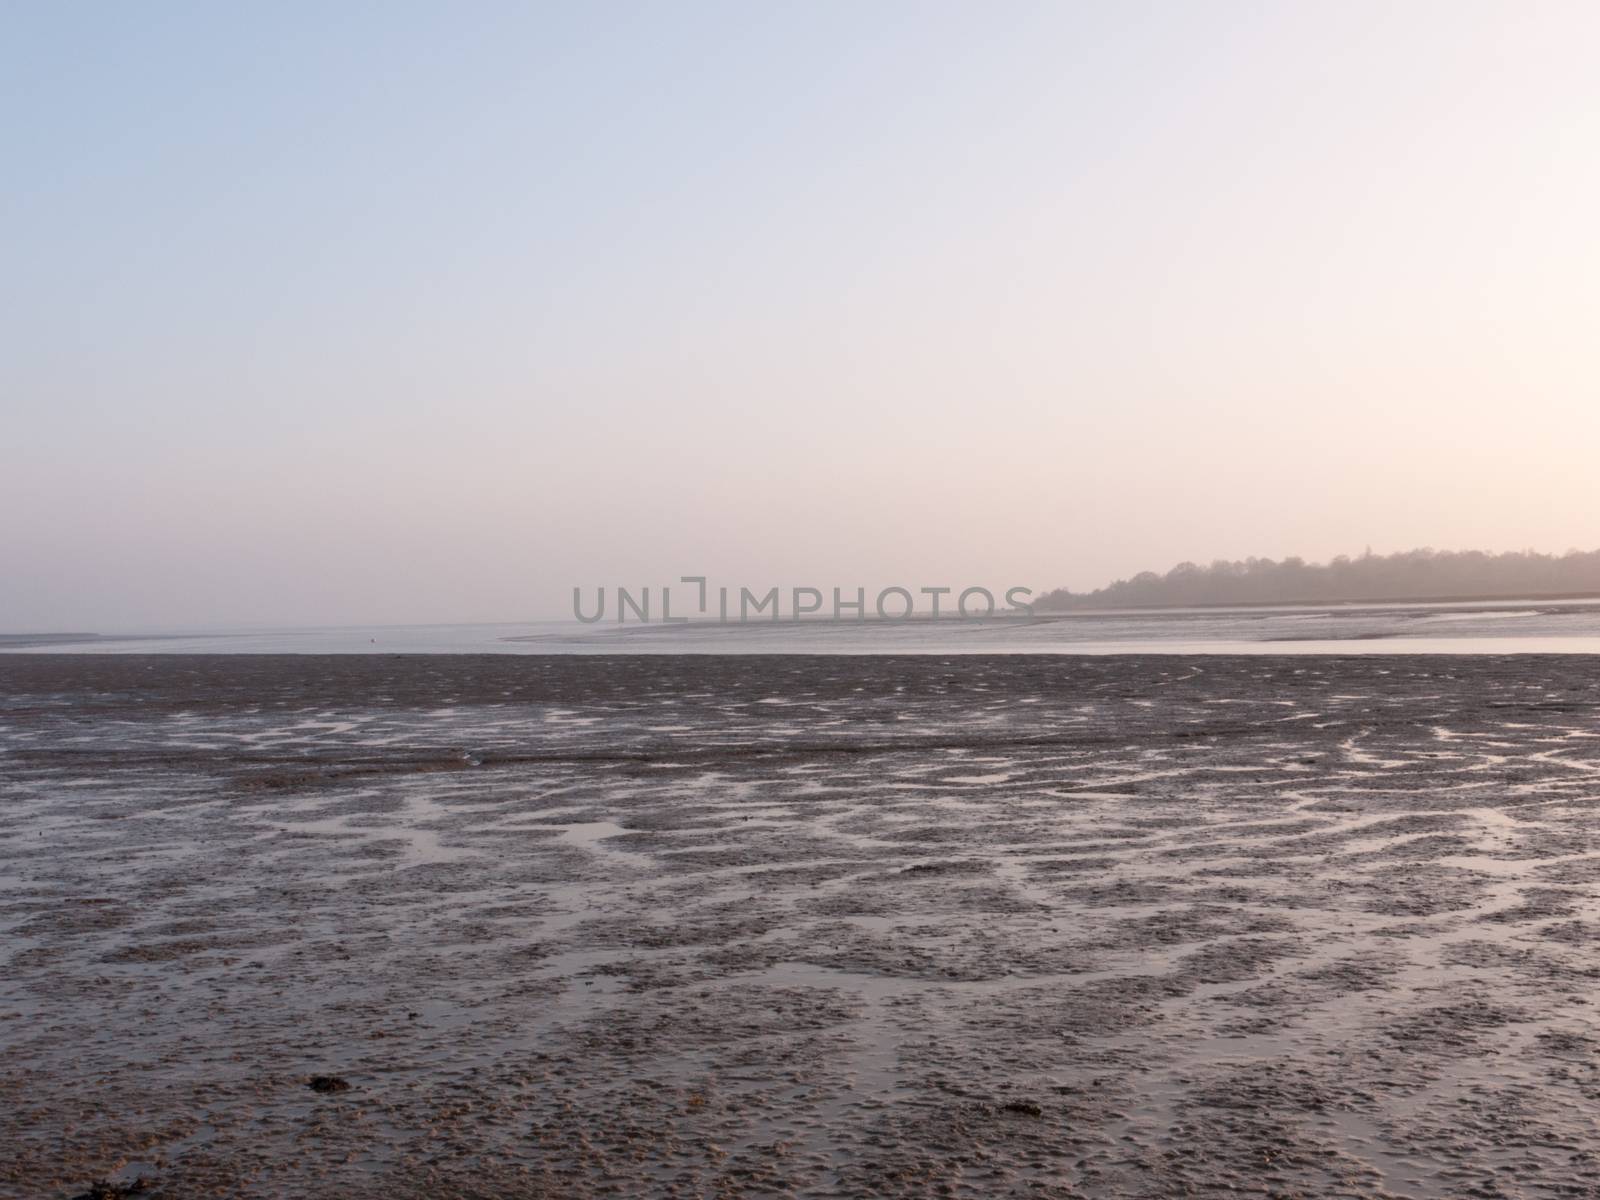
[4,1,1599,630]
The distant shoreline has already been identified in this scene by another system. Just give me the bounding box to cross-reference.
[8,594,1600,658]
[1037,590,1600,615]
[0,632,204,649]
[0,633,109,648]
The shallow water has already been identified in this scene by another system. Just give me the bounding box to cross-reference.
[6,654,1600,1197]
[11,597,1600,655]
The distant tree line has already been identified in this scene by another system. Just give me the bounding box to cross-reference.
[1035,548,1600,610]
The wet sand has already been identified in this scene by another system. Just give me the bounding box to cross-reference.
[4,653,1600,1198]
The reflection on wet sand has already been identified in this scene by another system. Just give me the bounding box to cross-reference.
[5,653,1600,1198]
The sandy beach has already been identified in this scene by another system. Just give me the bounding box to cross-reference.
[6,653,1600,1198]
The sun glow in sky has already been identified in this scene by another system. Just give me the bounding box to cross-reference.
[5,1,1599,628]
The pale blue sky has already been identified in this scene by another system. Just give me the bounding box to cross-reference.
[5,2,1598,628]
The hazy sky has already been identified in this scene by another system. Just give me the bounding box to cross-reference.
[5,1,1598,629]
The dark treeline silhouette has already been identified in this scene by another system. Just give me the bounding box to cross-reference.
[1037,548,1600,610]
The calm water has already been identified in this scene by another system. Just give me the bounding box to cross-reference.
[10,599,1600,654]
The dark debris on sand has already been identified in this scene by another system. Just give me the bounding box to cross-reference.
[69,1182,150,1200]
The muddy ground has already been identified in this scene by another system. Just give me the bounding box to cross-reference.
[4,653,1600,1198]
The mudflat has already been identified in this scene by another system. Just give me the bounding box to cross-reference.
[4,653,1600,1198]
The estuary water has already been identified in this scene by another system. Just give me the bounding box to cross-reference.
[9,597,1600,655]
